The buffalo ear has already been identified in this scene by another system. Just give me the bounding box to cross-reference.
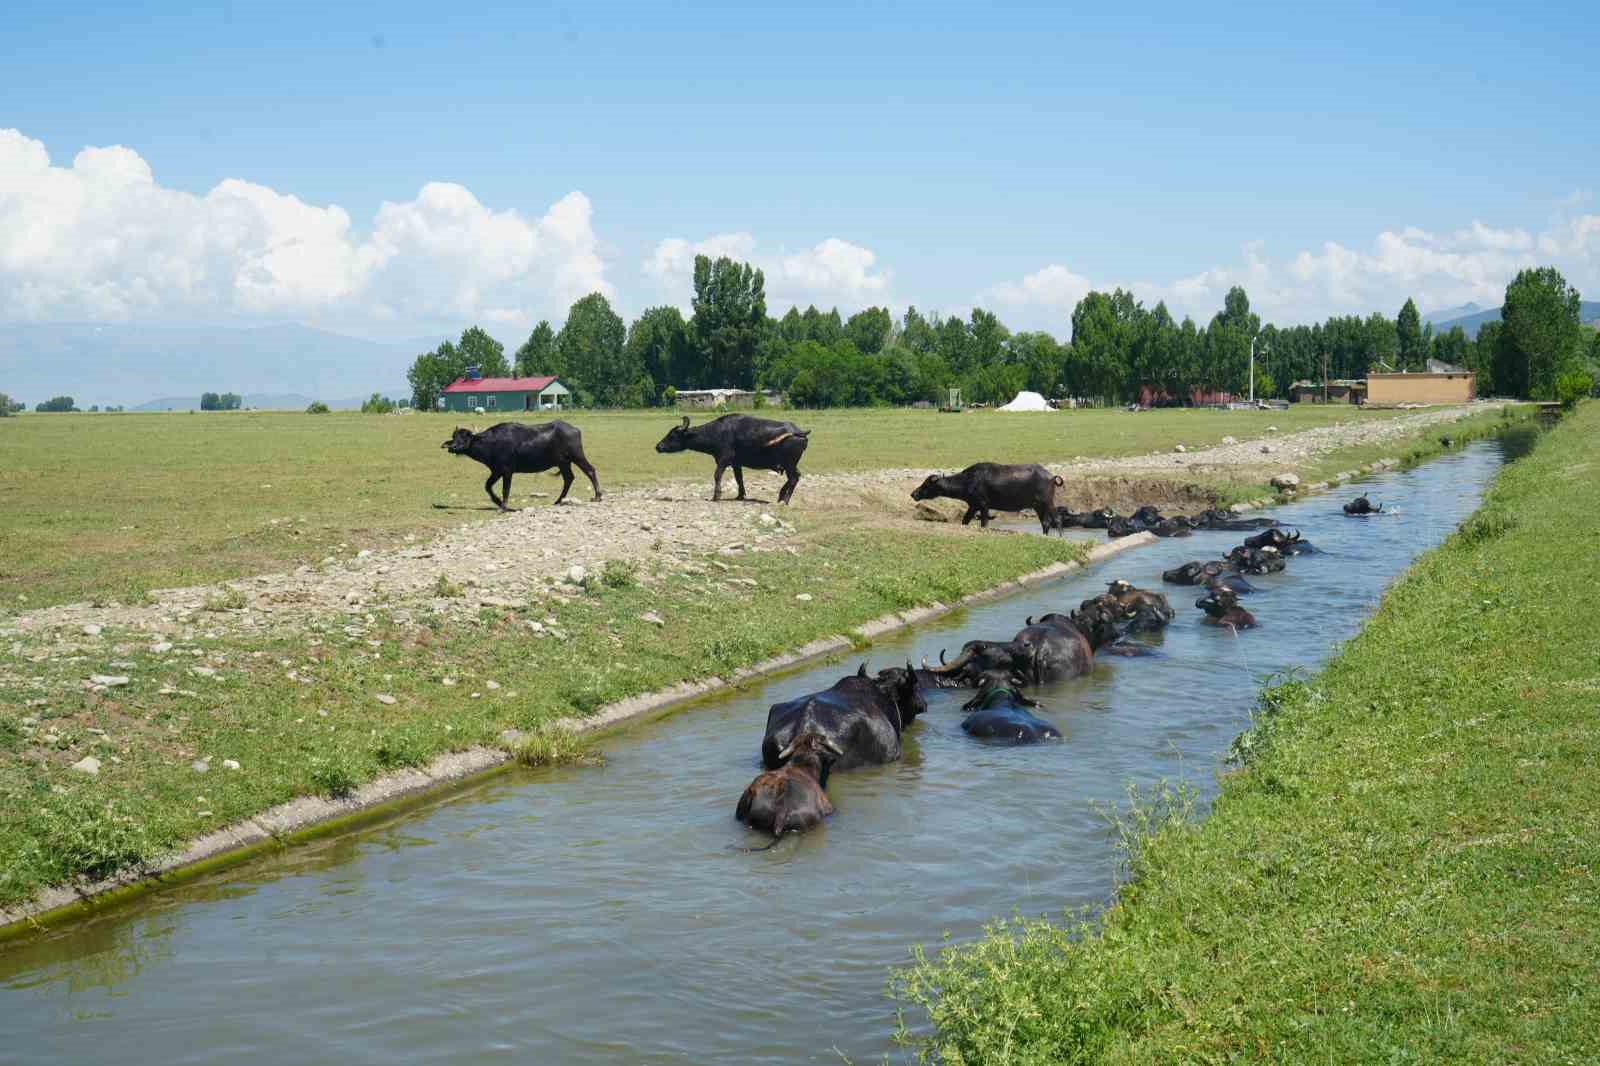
[857,662,868,678]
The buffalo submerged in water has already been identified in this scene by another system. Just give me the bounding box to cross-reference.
[760,664,926,771]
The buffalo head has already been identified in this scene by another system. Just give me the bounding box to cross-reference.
[655,416,693,454]
[1196,586,1240,619]
[870,660,927,730]
[442,427,475,454]
[910,475,943,502]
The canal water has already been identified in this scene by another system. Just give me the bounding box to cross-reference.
[0,443,1506,1066]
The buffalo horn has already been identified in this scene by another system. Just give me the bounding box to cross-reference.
[680,415,690,429]
[777,738,797,762]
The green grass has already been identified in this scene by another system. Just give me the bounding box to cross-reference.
[891,402,1599,1063]
[0,405,1421,609]
[0,517,1086,909]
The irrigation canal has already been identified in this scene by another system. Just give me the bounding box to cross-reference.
[0,441,1507,1065]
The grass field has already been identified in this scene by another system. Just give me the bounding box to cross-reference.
[891,404,1597,1063]
[0,405,1425,609]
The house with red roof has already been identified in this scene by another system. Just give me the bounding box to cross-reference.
[439,367,571,413]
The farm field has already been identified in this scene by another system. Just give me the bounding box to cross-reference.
[893,405,1597,1062]
[0,404,1472,610]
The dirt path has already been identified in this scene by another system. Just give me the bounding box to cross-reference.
[0,406,1490,642]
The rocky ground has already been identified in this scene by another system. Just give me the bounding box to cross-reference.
[0,405,1492,646]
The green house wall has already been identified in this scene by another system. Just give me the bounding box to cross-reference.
[442,391,539,413]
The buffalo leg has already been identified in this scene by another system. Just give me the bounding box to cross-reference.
[484,472,505,510]
[501,473,514,510]
[975,496,992,528]
[732,464,747,500]
[712,463,727,501]
[553,464,574,505]
[779,466,800,505]
[961,504,977,525]
[575,456,603,501]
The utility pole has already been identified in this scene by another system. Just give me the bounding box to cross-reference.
[1248,336,1256,406]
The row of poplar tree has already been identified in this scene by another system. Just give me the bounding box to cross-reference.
[407,257,1599,410]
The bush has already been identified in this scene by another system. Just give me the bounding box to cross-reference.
[361,393,396,414]
[600,559,638,589]
[1554,367,1593,410]
[308,752,363,797]
[0,391,13,417]
[305,401,331,414]
[373,725,433,770]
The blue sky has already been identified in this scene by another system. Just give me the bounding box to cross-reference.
[3,0,1598,342]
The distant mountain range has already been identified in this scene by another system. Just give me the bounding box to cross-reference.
[131,393,383,412]
[0,322,441,409]
[1424,301,1600,339]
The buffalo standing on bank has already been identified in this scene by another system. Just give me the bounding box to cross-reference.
[655,414,810,505]
[911,463,1065,534]
[442,422,603,510]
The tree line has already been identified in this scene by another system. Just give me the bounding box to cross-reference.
[407,259,1600,410]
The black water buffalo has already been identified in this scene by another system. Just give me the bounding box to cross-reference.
[959,684,1061,743]
[736,732,840,837]
[1162,560,1259,594]
[442,421,603,510]
[1225,544,1286,575]
[878,664,971,692]
[1190,508,1281,531]
[1343,494,1383,516]
[1243,527,1318,555]
[926,600,1121,687]
[761,664,925,771]
[1104,580,1175,630]
[1052,507,1093,529]
[655,414,810,504]
[911,463,1064,533]
[1196,586,1258,629]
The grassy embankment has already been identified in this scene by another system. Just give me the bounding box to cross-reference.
[0,518,1087,911]
[0,405,1433,611]
[892,404,1598,1063]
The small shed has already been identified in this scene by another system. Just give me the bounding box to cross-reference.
[673,388,782,410]
[1289,379,1366,404]
[1366,371,1475,405]
[440,370,570,413]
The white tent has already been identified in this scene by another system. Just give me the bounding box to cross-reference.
[997,390,1053,412]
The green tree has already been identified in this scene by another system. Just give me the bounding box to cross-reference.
[1470,320,1503,397]
[1067,290,1139,401]
[690,255,768,389]
[36,396,76,412]
[361,393,396,414]
[1364,311,1399,372]
[900,306,939,355]
[220,392,241,410]
[1396,298,1424,370]
[1501,266,1584,399]
[845,306,893,355]
[625,306,692,401]
[559,293,642,406]
[0,392,12,417]
[407,327,511,410]
[200,392,220,411]
[514,321,559,377]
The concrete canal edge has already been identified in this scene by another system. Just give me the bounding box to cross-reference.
[1,447,1427,941]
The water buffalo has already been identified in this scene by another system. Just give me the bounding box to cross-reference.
[1225,544,1286,575]
[1243,527,1318,555]
[1162,560,1259,594]
[911,463,1064,533]
[926,600,1121,686]
[442,421,603,510]
[1104,580,1175,630]
[959,684,1061,743]
[1196,586,1258,629]
[1052,507,1093,529]
[761,663,925,771]
[1343,494,1383,516]
[1190,508,1281,531]
[736,732,841,838]
[655,414,810,505]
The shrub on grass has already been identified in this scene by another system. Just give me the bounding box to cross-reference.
[305,401,331,414]
[308,753,363,798]
[600,559,638,589]
[373,725,434,770]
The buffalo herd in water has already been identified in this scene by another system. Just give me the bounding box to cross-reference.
[737,460,1388,842]
[432,421,1382,842]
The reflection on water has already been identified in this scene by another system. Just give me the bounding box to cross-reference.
[0,444,1506,1066]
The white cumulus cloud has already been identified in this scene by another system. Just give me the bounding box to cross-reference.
[984,216,1600,330]
[643,231,891,311]
[0,128,610,330]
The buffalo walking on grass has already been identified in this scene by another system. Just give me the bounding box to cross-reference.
[911,462,1065,534]
[442,422,602,510]
[655,414,811,505]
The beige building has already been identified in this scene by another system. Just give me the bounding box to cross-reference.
[1365,371,1475,405]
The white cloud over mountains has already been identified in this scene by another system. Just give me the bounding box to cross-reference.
[0,128,609,330]
[644,232,891,312]
[984,211,1600,329]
